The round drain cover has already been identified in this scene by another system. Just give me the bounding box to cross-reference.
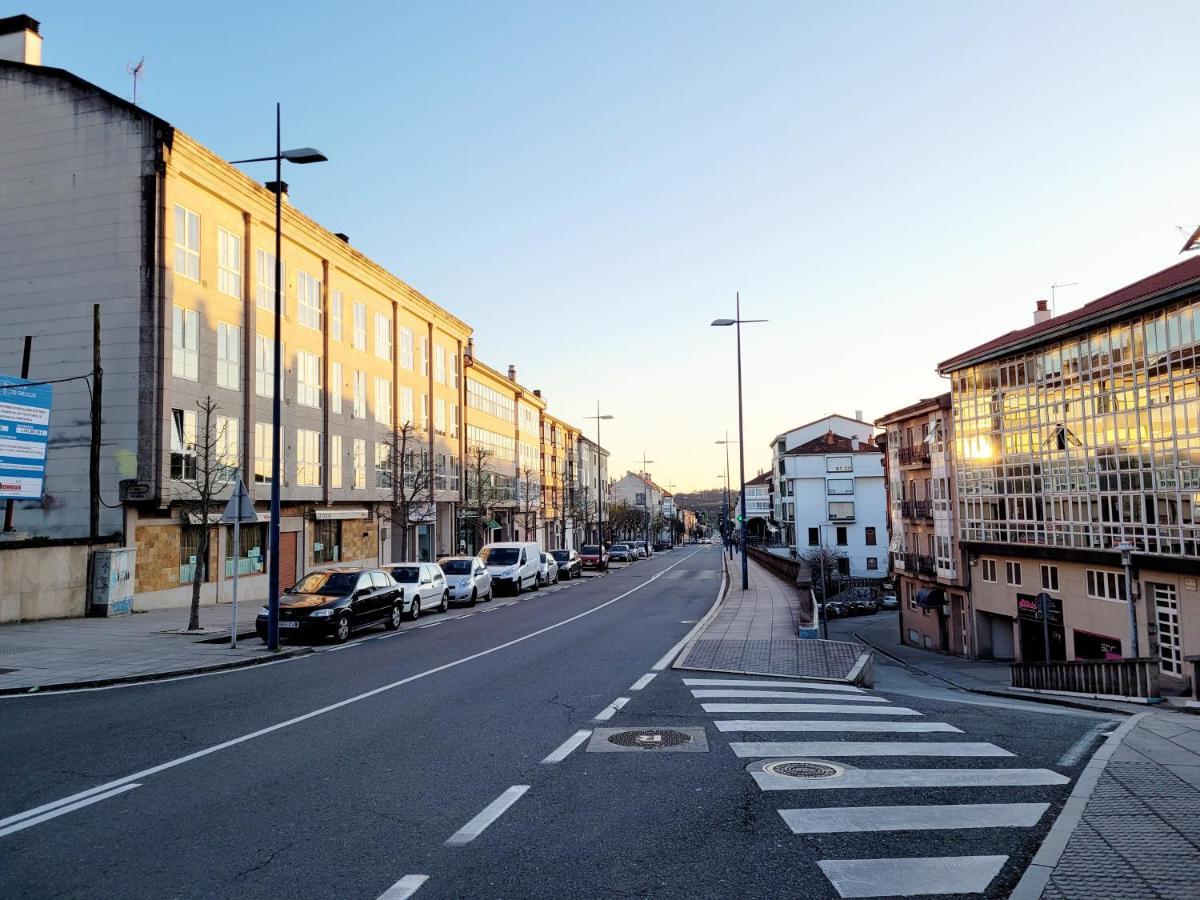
[606,729,693,749]
[763,760,844,779]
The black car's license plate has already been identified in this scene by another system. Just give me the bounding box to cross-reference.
[279,621,300,629]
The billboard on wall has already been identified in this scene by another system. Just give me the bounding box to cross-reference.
[0,374,52,501]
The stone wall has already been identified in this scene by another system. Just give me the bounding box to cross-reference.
[0,542,115,622]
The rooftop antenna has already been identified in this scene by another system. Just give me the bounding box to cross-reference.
[1050,281,1077,316]
[127,56,145,106]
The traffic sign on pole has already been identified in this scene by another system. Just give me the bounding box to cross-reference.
[221,473,257,649]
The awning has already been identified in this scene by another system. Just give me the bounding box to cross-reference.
[313,508,368,521]
[915,587,945,610]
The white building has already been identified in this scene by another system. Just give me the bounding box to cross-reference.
[610,471,670,542]
[740,471,773,543]
[771,415,886,578]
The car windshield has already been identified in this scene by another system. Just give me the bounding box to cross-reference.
[481,547,520,566]
[290,572,357,596]
[439,559,473,575]
[582,545,600,555]
[612,544,628,551]
[551,550,569,561]
[389,566,421,583]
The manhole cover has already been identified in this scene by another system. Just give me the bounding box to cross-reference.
[606,729,693,749]
[763,760,845,779]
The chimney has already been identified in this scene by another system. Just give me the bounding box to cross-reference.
[851,437,860,451]
[465,337,475,362]
[265,180,289,203]
[533,389,542,398]
[1034,299,1051,324]
[855,409,863,422]
[0,15,42,65]
[825,429,835,445]
[507,365,517,382]
[334,232,349,243]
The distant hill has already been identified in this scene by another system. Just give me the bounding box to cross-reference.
[674,488,729,521]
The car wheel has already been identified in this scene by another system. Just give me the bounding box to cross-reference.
[485,588,493,602]
[469,588,478,607]
[408,595,420,621]
[439,591,449,613]
[533,575,541,591]
[333,613,351,644]
[384,602,402,630]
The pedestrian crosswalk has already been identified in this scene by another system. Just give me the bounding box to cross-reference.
[682,675,1071,898]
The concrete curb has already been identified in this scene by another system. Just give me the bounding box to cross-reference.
[0,646,316,696]
[851,627,1137,717]
[1009,712,1149,900]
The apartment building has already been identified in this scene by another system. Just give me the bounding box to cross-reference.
[878,394,971,655]
[539,411,582,550]
[610,471,671,541]
[939,262,1200,685]
[741,471,773,543]
[573,435,609,546]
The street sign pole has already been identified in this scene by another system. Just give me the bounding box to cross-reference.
[221,471,257,650]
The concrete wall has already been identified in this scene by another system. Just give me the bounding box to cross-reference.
[0,542,114,622]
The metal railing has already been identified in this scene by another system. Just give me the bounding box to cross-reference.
[1011,658,1161,699]
[900,499,933,519]
[902,552,936,576]
[898,444,931,466]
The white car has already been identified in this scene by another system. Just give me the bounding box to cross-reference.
[438,556,493,606]
[385,562,449,620]
[538,552,559,587]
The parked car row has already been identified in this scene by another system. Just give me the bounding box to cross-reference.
[819,591,899,620]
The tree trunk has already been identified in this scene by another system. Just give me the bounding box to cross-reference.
[187,526,208,630]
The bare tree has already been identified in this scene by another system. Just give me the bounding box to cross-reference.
[517,466,541,542]
[562,473,594,547]
[463,445,502,552]
[802,544,848,599]
[175,396,235,631]
[375,422,433,562]
[606,500,644,543]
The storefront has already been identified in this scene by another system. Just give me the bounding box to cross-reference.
[1016,592,1066,662]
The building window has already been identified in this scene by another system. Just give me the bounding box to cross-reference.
[450,403,459,438]
[254,422,274,484]
[466,378,516,422]
[173,205,200,280]
[255,335,276,398]
[1006,561,1022,586]
[296,270,322,331]
[216,323,241,390]
[179,525,208,583]
[352,438,366,489]
[866,557,878,570]
[352,302,367,350]
[170,408,197,481]
[330,361,343,414]
[827,478,854,495]
[1086,569,1128,602]
[400,327,414,370]
[375,442,392,488]
[297,350,322,408]
[434,344,446,384]
[331,290,343,341]
[420,336,429,376]
[982,559,997,582]
[375,378,393,426]
[217,228,242,298]
[297,429,321,486]
[215,416,239,472]
[865,526,877,546]
[450,352,459,388]
[466,425,516,462]
[835,526,848,546]
[420,394,428,431]
[171,306,199,381]
[255,249,282,311]
[1041,564,1059,592]
[826,455,852,473]
[400,385,414,426]
[375,313,392,361]
[828,501,855,521]
[225,523,266,577]
[330,434,343,489]
[353,370,367,419]
[434,398,446,435]
[808,527,819,546]
[313,519,341,564]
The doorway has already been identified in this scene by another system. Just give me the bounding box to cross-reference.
[1152,583,1182,677]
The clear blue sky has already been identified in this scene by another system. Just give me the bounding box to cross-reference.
[31,0,1200,490]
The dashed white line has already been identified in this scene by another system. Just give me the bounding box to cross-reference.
[417,622,443,629]
[629,673,657,691]
[452,614,474,620]
[542,730,593,763]
[0,784,141,838]
[445,785,529,846]
[375,874,429,900]
[594,697,630,721]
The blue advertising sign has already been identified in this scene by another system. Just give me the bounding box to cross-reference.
[0,375,52,501]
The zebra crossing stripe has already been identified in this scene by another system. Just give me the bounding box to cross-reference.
[702,703,922,716]
[780,802,1048,834]
[750,766,1069,791]
[682,679,864,693]
[691,690,886,702]
[730,741,1014,758]
[713,720,962,733]
[817,855,1007,898]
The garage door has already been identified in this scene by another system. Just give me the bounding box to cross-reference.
[277,530,298,591]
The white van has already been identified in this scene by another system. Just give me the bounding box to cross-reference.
[479,541,542,595]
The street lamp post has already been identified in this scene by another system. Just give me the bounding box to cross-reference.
[716,433,738,560]
[230,104,327,652]
[641,451,655,550]
[712,294,766,591]
[584,404,613,550]
[1117,541,1138,657]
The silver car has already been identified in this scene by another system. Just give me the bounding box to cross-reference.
[385,562,450,620]
[438,556,493,606]
[538,552,559,586]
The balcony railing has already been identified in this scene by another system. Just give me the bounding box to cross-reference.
[1011,658,1160,699]
[898,444,931,466]
[902,552,936,576]
[900,499,933,520]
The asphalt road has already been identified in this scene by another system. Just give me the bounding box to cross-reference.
[0,547,1117,899]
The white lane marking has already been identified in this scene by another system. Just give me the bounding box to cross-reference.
[750,767,1069,791]
[594,697,630,721]
[376,874,430,900]
[495,601,518,608]
[817,855,1008,898]
[0,784,141,837]
[730,741,1014,758]
[542,730,593,764]
[477,607,497,613]
[0,552,703,828]
[452,614,474,620]
[445,785,529,847]
[1056,721,1116,767]
[682,678,864,693]
[417,622,443,629]
[703,703,922,716]
[629,673,657,691]
[781,802,1049,834]
[714,720,963,733]
[691,690,886,702]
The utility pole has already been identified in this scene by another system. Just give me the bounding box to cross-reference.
[90,304,101,543]
[3,336,33,533]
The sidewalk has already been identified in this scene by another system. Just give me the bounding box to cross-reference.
[0,602,303,694]
[674,554,867,680]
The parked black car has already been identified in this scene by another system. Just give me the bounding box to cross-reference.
[551,548,583,580]
[257,567,403,644]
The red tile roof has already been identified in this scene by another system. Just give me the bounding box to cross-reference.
[745,471,772,486]
[783,431,881,456]
[939,255,1200,372]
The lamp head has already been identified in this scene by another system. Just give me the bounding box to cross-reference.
[281,147,328,164]
[711,318,735,327]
